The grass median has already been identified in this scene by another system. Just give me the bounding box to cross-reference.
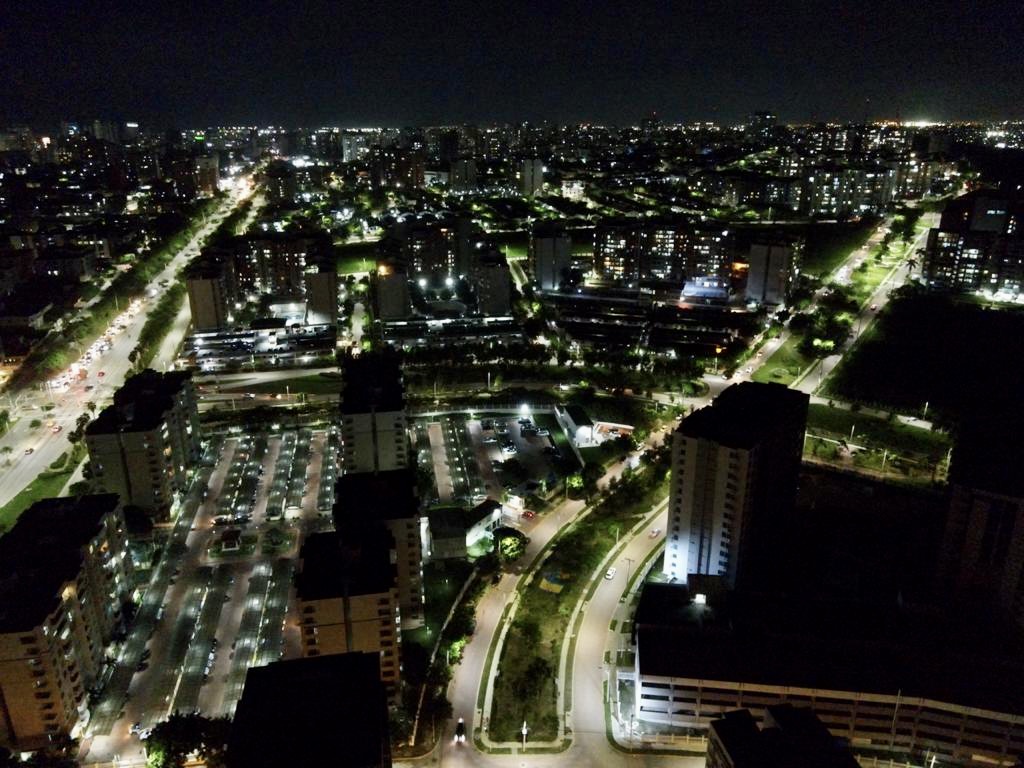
[487,449,670,743]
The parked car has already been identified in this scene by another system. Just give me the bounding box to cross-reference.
[605,567,617,580]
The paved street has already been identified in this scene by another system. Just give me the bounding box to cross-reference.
[0,181,253,511]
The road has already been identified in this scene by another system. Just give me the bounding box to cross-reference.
[435,423,680,768]
[0,181,253,511]
[793,212,936,395]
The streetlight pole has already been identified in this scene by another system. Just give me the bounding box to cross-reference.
[623,556,635,592]
[521,720,528,751]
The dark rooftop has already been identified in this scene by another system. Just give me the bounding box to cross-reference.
[229,653,390,768]
[428,499,500,539]
[949,413,1024,498]
[679,381,808,449]
[563,404,593,427]
[711,706,859,768]
[340,350,405,414]
[334,468,420,524]
[635,586,1024,716]
[0,494,120,632]
[295,530,396,602]
[86,369,192,435]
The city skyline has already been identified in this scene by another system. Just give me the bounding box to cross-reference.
[3,0,1024,128]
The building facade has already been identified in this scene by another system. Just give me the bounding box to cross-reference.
[665,382,808,586]
[0,495,131,749]
[295,532,402,700]
[85,370,201,517]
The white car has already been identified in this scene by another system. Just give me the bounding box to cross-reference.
[604,567,617,580]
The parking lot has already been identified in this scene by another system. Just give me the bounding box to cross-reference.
[86,427,336,760]
[414,410,578,507]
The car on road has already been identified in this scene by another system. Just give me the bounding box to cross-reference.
[605,567,617,580]
[24,448,34,455]
[98,371,105,377]
[130,722,143,734]
[870,303,878,311]
[454,718,466,744]
[52,425,62,434]
[649,528,661,538]
[522,510,536,519]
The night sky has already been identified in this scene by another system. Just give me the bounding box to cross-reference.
[2,0,1023,129]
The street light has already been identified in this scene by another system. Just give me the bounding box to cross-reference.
[520,720,528,750]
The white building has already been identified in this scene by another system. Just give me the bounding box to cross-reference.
[665,382,807,587]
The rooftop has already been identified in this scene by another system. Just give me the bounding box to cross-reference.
[295,530,395,602]
[87,369,193,435]
[0,494,121,632]
[340,350,405,414]
[949,412,1024,498]
[334,468,420,523]
[635,586,1024,717]
[678,381,808,449]
[229,653,390,768]
[711,706,859,768]
[563,404,593,427]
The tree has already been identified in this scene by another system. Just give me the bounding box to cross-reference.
[0,409,9,435]
[494,527,527,562]
[581,461,604,497]
[146,713,230,768]
[86,401,97,414]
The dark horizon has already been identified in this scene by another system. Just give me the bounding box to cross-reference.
[2,0,1023,129]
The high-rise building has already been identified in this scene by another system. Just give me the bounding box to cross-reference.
[922,192,1024,295]
[665,382,808,587]
[519,158,544,197]
[185,255,233,331]
[304,266,338,326]
[341,130,375,162]
[85,370,201,517]
[0,495,131,749]
[530,226,572,291]
[373,263,411,320]
[229,653,392,768]
[449,158,478,192]
[194,155,219,196]
[473,251,512,316]
[745,241,801,306]
[264,160,297,203]
[339,351,409,474]
[938,415,1024,629]
[744,111,777,146]
[334,469,426,629]
[295,529,402,698]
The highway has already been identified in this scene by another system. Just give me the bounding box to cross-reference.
[0,180,253,511]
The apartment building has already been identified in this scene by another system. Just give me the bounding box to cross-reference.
[295,530,401,700]
[629,584,1024,767]
[85,369,200,518]
[0,495,131,749]
[229,653,392,768]
[339,352,409,474]
[334,469,426,629]
[665,382,808,587]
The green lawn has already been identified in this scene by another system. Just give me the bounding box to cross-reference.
[489,465,669,742]
[335,241,377,274]
[752,333,814,385]
[806,404,950,457]
[0,465,79,535]
[802,220,879,277]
